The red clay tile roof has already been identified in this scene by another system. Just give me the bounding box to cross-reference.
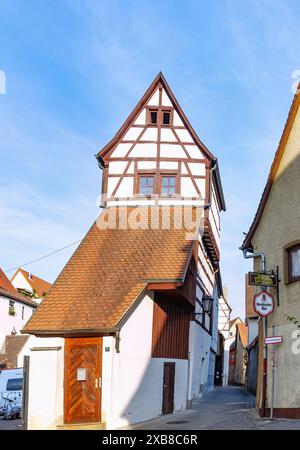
[237,322,248,348]
[23,207,198,335]
[12,268,52,298]
[0,268,38,308]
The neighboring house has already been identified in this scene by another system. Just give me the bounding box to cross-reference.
[228,317,242,384]
[11,268,51,303]
[244,273,259,395]
[0,268,37,368]
[241,85,300,418]
[229,322,248,386]
[245,274,259,346]
[214,331,225,386]
[217,286,231,386]
[21,73,226,430]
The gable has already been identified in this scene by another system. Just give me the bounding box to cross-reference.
[97,72,212,162]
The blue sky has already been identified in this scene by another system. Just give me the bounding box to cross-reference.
[1,0,300,318]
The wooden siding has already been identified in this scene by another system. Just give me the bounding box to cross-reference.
[151,293,192,359]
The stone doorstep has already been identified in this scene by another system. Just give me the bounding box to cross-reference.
[57,422,106,430]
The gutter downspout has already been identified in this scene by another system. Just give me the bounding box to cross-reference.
[96,155,105,209]
[204,160,217,210]
[240,246,267,417]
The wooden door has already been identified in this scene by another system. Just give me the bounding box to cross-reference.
[64,337,102,424]
[162,362,175,414]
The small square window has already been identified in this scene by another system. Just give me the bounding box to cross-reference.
[161,176,176,196]
[149,110,158,125]
[139,175,154,195]
[163,111,171,125]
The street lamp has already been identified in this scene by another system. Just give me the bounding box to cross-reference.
[194,295,213,320]
[202,295,213,314]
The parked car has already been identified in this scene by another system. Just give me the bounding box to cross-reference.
[0,368,23,417]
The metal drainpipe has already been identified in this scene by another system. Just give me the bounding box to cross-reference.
[240,247,268,417]
[96,155,105,208]
[204,160,217,210]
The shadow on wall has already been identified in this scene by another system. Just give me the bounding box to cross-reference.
[117,293,193,428]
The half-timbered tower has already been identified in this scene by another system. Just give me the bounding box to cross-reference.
[22,73,226,430]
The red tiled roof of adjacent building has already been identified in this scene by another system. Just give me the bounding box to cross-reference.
[11,268,52,298]
[237,322,248,348]
[23,207,198,335]
[0,268,38,308]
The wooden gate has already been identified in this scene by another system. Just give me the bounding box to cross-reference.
[162,362,175,414]
[64,337,102,424]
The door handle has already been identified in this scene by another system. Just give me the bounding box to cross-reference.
[95,378,102,389]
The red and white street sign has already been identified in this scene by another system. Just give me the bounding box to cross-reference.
[265,336,283,345]
[253,290,274,317]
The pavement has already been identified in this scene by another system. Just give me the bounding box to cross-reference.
[121,386,300,430]
[0,417,22,430]
[1,386,300,430]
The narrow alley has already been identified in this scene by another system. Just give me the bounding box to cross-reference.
[122,387,300,431]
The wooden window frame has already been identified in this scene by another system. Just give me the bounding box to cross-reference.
[146,107,173,127]
[147,108,159,126]
[135,172,156,197]
[160,173,178,197]
[285,242,300,284]
[161,108,173,128]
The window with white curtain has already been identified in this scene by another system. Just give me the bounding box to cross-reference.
[288,244,300,282]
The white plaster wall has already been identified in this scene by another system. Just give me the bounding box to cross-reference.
[160,128,176,142]
[134,109,146,125]
[222,340,230,386]
[123,127,143,141]
[11,272,32,293]
[0,296,35,350]
[106,292,189,429]
[181,177,198,197]
[25,337,64,430]
[111,143,132,158]
[160,144,186,158]
[108,161,129,174]
[185,144,204,159]
[115,177,134,197]
[140,127,158,141]
[129,143,157,158]
[247,318,258,345]
[188,321,212,400]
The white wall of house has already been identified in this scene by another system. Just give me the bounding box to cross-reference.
[247,318,258,346]
[104,291,189,429]
[0,295,35,351]
[20,336,64,430]
[188,320,211,401]
[11,271,32,294]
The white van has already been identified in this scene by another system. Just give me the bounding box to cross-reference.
[0,368,23,415]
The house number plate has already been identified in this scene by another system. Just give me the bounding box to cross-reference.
[77,367,87,381]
